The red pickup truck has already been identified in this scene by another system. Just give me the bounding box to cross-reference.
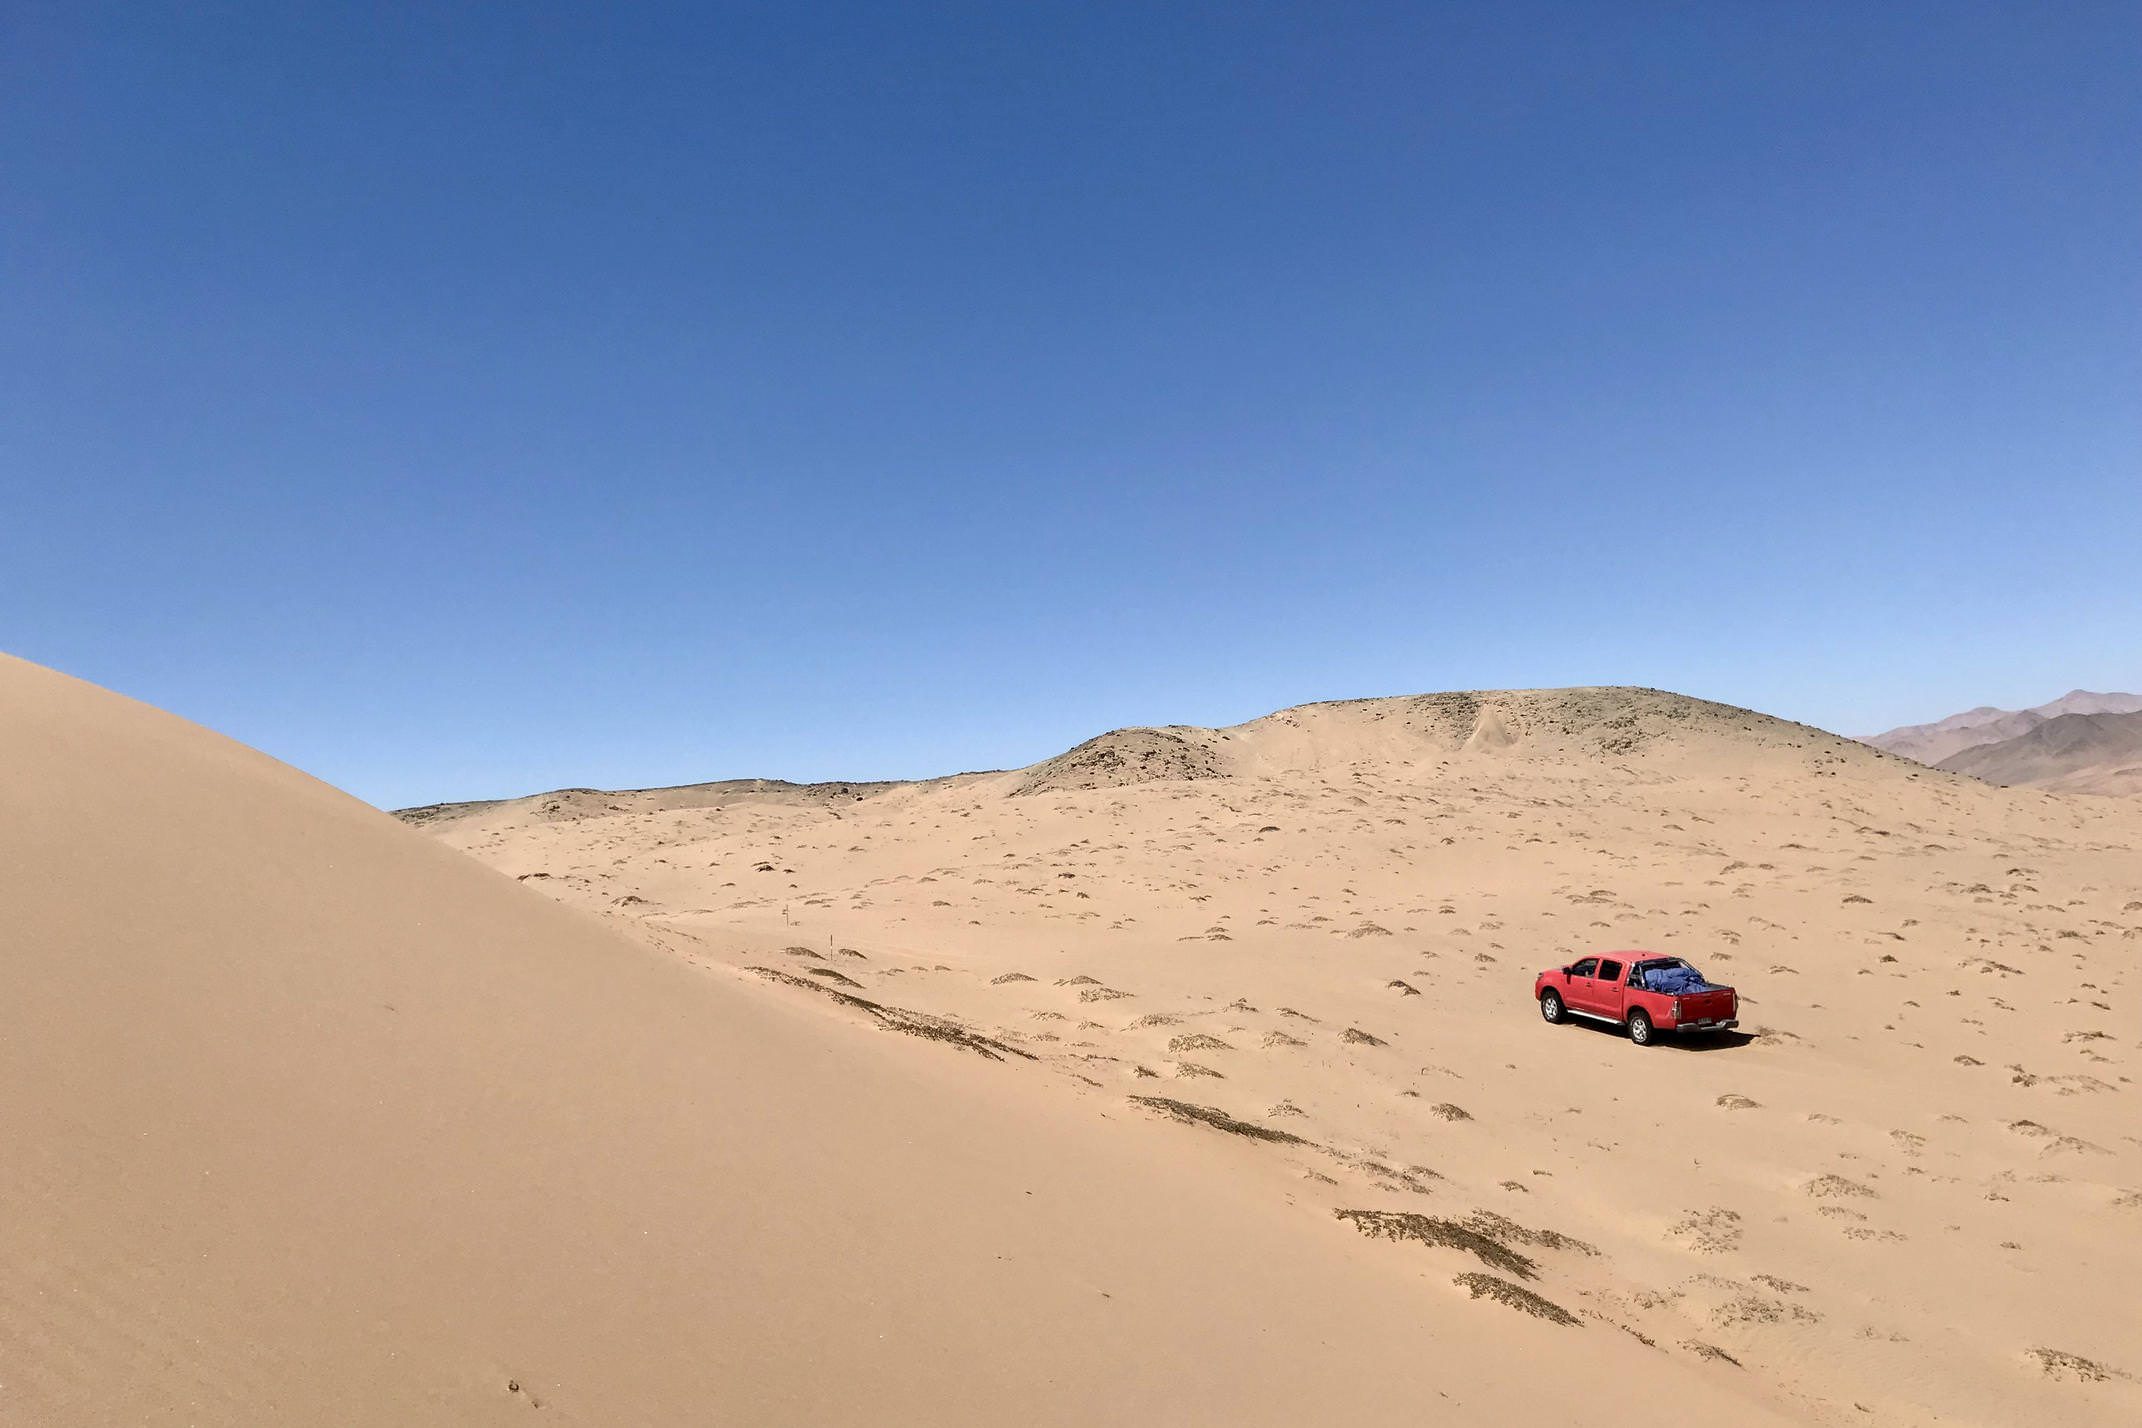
[1534,952,1737,1045]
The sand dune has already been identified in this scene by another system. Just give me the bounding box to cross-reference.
[4,655,1816,1425]
[416,687,2142,1427]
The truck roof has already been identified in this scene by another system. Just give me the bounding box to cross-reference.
[1578,952,1696,970]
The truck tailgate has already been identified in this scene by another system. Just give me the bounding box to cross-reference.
[1679,989,1736,1021]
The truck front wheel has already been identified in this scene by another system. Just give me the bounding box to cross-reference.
[1540,990,1565,1024]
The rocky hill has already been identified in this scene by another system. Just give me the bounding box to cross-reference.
[1940,709,2142,797]
[1863,690,2142,767]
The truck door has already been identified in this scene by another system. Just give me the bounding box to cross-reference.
[1565,957,1600,1013]
[1594,958,1626,1021]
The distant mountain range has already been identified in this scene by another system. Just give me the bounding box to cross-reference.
[1862,690,2142,796]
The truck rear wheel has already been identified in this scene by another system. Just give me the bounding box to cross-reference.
[1540,990,1565,1024]
[1627,1008,1654,1046]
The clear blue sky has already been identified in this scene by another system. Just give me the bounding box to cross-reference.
[6,3,2138,808]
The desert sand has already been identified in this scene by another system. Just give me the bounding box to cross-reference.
[5,654,1821,1424]
[409,687,2142,1427]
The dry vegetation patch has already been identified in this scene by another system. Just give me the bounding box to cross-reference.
[2027,1348,2130,1383]
[1166,1032,1235,1053]
[1682,1340,1743,1367]
[1462,1210,1598,1257]
[1451,1272,1580,1326]
[747,966,1036,1061]
[1129,1096,1310,1146]
[1334,1209,1539,1279]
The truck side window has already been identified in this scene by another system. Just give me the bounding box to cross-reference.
[1598,959,1623,983]
[1569,958,1598,978]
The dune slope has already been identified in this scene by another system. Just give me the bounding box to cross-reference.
[2,655,1810,1426]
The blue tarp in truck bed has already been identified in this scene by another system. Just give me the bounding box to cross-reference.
[1641,963,1718,994]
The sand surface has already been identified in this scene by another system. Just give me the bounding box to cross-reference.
[5,655,1816,1424]
[415,687,2142,1426]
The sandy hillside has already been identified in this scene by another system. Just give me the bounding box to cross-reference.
[415,687,2142,1428]
[5,655,1818,1426]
